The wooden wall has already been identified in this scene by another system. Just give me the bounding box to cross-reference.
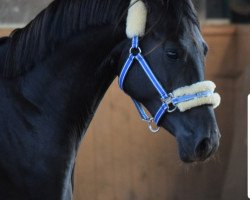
[0,26,248,200]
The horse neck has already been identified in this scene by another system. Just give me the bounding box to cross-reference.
[0,7,127,140]
[19,26,124,137]
[0,2,126,198]
[0,30,122,198]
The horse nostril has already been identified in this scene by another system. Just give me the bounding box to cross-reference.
[195,138,211,159]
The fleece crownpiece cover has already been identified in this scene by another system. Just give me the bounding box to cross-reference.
[173,81,221,112]
[126,0,147,38]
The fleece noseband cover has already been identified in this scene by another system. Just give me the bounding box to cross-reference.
[172,81,221,112]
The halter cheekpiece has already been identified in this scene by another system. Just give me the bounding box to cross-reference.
[118,0,221,133]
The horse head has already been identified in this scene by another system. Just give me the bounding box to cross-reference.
[118,0,221,163]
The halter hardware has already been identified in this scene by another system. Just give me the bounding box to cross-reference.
[161,93,177,113]
[119,36,220,133]
[129,47,142,56]
[142,118,160,133]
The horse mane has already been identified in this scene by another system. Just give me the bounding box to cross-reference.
[2,0,198,78]
[3,0,129,77]
[150,0,199,29]
[173,0,199,27]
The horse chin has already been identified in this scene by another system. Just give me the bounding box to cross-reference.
[160,107,221,163]
[161,122,220,163]
[176,136,220,163]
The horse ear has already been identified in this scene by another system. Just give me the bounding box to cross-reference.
[126,0,147,38]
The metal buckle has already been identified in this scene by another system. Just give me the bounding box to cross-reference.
[161,93,177,113]
[143,118,160,133]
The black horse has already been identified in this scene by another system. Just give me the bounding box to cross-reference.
[0,0,220,199]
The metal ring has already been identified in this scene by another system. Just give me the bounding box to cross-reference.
[147,118,160,133]
[167,106,177,113]
[129,47,142,56]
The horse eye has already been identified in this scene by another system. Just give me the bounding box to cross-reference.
[166,51,179,60]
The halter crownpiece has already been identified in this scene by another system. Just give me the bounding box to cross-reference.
[119,1,221,133]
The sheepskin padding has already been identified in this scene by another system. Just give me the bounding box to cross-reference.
[126,0,147,38]
[176,93,221,112]
[173,81,216,97]
[172,81,221,112]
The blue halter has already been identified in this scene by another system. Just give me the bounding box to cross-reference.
[119,36,213,133]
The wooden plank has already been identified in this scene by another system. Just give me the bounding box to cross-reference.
[74,125,97,200]
[204,27,237,78]
[202,25,237,36]
[0,29,13,36]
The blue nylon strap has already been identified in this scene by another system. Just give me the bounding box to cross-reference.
[120,36,168,100]
[118,37,152,123]
[154,103,169,124]
[119,36,169,125]
[132,99,151,121]
[132,36,139,48]
[119,54,135,90]
[172,91,213,105]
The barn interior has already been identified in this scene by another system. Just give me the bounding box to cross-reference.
[0,0,248,199]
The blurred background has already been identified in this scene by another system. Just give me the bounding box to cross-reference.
[0,0,249,199]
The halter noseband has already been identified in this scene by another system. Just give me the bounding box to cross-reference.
[118,36,221,133]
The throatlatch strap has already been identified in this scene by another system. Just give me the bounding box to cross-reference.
[119,54,135,90]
